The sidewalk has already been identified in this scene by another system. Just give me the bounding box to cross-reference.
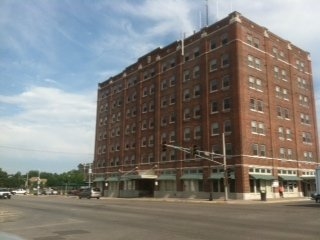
[101,196,312,204]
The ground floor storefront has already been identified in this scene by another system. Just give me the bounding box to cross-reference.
[93,166,317,200]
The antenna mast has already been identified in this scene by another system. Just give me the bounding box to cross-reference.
[205,0,209,26]
[216,0,219,20]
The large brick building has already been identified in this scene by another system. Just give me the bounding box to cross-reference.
[92,12,319,200]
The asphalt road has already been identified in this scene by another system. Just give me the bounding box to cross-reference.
[0,195,319,240]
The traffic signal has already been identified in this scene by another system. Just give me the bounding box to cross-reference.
[192,145,199,156]
[162,142,167,152]
[227,168,233,178]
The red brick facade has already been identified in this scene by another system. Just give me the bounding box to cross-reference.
[93,12,319,200]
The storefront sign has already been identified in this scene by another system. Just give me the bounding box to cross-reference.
[272,180,279,187]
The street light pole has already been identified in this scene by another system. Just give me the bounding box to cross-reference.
[37,170,40,196]
[163,134,229,201]
[222,132,228,201]
[88,164,92,188]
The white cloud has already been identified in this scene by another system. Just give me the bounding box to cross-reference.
[0,86,96,173]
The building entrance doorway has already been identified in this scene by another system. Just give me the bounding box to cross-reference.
[136,179,155,197]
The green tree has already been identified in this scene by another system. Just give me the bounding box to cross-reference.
[0,168,9,187]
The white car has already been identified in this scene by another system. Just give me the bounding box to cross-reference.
[11,189,27,195]
[0,188,12,199]
[78,187,101,199]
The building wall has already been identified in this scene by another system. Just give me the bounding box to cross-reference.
[93,12,318,199]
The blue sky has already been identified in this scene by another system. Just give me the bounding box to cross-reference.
[1,0,320,174]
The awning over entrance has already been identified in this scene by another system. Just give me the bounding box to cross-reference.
[250,174,276,180]
[279,175,301,181]
[106,176,119,182]
[93,177,105,182]
[180,174,203,180]
[157,175,176,180]
[300,176,315,180]
[127,169,157,180]
[129,174,158,180]
[209,173,224,179]
[209,173,235,179]
[117,169,157,180]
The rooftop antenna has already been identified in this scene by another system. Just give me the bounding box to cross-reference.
[181,32,185,56]
[216,0,219,20]
[205,0,209,26]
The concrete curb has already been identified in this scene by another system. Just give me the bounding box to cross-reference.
[99,196,312,205]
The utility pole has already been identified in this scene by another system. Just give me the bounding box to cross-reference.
[88,164,92,188]
[37,170,40,196]
[163,132,229,201]
[222,132,228,201]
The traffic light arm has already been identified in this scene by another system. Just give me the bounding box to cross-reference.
[163,144,224,166]
[163,133,229,201]
[163,143,191,154]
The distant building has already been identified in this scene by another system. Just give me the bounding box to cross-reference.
[29,177,47,186]
[92,12,319,200]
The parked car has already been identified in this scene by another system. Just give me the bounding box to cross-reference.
[11,189,27,195]
[41,188,59,195]
[0,188,12,199]
[67,189,80,196]
[51,189,59,195]
[78,187,101,199]
[311,192,320,203]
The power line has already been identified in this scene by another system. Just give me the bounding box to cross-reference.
[0,145,93,156]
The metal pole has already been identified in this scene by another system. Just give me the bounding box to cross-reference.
[37,170,40,196]
[88,164,92,188]
[223,133,228,201]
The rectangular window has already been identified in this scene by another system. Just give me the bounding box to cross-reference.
[170,95,176,105]
[221,33,228,45]
[253,38,260,48]
[212,122,219,135]
[247,34,253,45]
[221,54,229,67]
[287,149,293,159]
[210,79,218,92]
[210,59,218,71]
[223,98,231,111]
[210,39,217,50]
[194,85,201,97]
[258,122,265,134]
[184,128,191,141]
[226,143,232,156]
[170,76,176,86]
[194,126,201,139]
[252,144,258,155]
[194,106,201,118]
[194,48,200,58]
[286,129,292,140]
[211,101,218,113]
[251,121,257,133]
[274,66,280,79]
[183,89,190,101]
[169,131,176,142]
[222,75,230,88]
[252,144,266,156]
[184,70,190,82]
[302,132,312,144]
[184,109,191,120]
[250,98,264,112]
[193,66,200,78]
[248,55,254,67]
[280,148,285,159]
[260,145,266,156]
[224,120,232,133]
[255,58,261,70]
